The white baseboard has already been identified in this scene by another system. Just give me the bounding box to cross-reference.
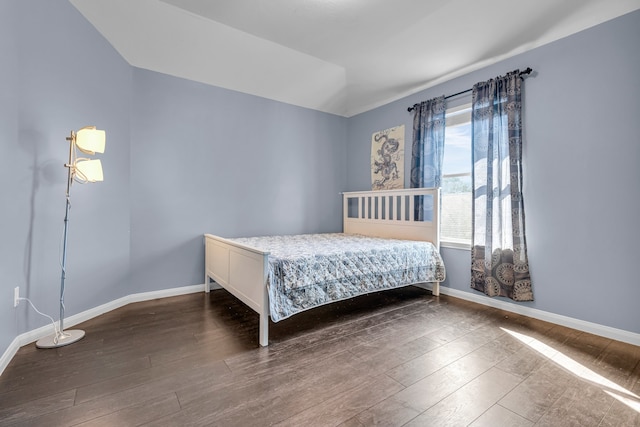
[437,286,640,347]
[0,284,205,377]
[0,338,20,379]
[4,283,639,377]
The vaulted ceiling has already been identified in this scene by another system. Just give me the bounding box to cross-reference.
[70,0,640,117]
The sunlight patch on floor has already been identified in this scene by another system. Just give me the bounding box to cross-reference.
[501,327,640,414]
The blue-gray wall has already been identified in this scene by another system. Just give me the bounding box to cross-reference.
[1,0,20,360]
[129,70,346,292]
[1,0,346,356]
[2,1,638,363]
[347,10,640,334]
[1,0,132,355]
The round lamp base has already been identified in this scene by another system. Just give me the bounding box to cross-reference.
[36,329,85,349]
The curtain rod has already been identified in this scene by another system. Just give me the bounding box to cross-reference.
[407,67,533,113]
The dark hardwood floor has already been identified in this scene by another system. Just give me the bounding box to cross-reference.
[1,287,639,426]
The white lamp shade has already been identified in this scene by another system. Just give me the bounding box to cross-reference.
[76,127,106,154]
[75,159,103,182]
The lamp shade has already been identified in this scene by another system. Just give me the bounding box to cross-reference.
[75,159,103,182]
[76,127,106,154]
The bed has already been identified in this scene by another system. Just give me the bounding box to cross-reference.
[204,188,445,346]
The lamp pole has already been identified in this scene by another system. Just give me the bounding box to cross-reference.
[59,193,70,335]
[36,131,86,348]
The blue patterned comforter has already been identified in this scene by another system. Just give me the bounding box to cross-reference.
[229,233,446,322]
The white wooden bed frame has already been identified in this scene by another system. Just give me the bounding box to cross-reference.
[204,187,441,346]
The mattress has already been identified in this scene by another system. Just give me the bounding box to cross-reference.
[229,233,446,322]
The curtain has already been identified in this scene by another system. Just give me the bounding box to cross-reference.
[410,96,446,220]
[470,70,533,301]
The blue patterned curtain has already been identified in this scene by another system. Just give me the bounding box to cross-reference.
[471,71,533,301]
[410,96,446,220]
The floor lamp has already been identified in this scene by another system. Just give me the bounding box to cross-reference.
[36,126,106,349]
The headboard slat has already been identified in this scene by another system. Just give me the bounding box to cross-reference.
[342,188,440,250]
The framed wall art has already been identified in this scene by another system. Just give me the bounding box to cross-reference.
[371,125,404,190]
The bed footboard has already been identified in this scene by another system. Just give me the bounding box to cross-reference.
[204,234,270,346]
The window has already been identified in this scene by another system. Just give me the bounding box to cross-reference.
[441,103,472,248]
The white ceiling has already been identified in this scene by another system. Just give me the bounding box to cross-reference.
[70,0,640,117]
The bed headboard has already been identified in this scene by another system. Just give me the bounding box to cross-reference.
[342,188,440,250]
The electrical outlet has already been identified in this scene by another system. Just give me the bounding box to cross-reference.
[14,286,19,307]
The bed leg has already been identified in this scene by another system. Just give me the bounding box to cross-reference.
[258,271,269,346]
[259,313,268,346]
[432,281,440,296]
[204,274,210,293]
